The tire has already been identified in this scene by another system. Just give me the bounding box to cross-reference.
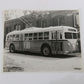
[41,45,51,56]
[9,44,15,53]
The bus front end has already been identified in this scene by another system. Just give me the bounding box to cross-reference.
[63,32,79,54]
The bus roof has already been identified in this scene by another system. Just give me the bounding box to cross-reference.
[21,26,77,33]
[7,26,77,36]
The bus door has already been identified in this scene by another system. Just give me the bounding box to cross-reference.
[51,31,58,54]
[56,31,63,53]
[19,34,24,50]
[24,41,30,49]
[54,31,60,54]
[23,34,31,50]
[52,31,63,54]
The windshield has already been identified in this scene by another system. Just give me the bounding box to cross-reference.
[65,32,77,39]
[65,32,72,39]
[73,33,77,39]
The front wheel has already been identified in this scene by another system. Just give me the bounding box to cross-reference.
[9,44,15,53]
[41,46,51,56]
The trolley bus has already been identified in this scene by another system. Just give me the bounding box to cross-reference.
[5,26,79,56]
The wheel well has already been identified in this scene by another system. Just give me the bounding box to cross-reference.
[9,43,15,49]
[41,43,51,52]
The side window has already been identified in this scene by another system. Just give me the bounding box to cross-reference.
[25,33,28,40]
[29,33,33,40]
[33,33,38,40]
[44,32,49,40]
[38,32,43,40]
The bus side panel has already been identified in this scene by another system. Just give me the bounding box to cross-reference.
[29,40,64,54]
[19,41,24,51]
[13,41,20,50]
[5,41,20,51]
[23,40,52,53]
[30,41,42,52]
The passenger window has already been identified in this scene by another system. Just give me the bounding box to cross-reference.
[25,33,28,40]
[29,33,33,40]
[29,33,32,37]
[38,32,43,40]
[44,32,49,37]
[44,32,49,40]
[25,34,28,37]
[33,33,38,40]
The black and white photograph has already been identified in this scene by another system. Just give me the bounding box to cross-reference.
[3,10,81,72]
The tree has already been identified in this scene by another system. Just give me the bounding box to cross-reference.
[4,11,11,21]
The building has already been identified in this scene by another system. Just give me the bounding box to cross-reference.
[4,10,80,47]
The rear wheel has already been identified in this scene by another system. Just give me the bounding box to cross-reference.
[41,45,51,56]
[9,44,15,53]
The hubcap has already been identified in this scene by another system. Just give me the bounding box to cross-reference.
[43,47,49,56]
[10,45,14,52]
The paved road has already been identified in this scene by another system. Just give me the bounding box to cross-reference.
[3,49,82,72]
